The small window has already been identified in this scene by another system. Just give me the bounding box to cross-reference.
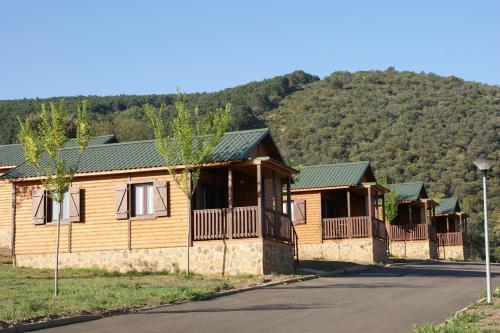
[132,183,154,217]
[50,192,69,222]
[283,201,295,223]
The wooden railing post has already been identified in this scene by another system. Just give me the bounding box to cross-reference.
[227,167,233,239]
[367,186,373,237]
[256,164,264,238]
[347,189,352,238]
[272,171,278,239]
[286,176,293,241]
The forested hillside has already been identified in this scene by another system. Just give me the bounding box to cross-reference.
[0,68,498,260]
[267,68,499,260]
[0,70,318,144]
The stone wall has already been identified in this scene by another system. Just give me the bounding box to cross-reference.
[389,240,438,260]
[438,245,466,260]
[262,240,294,274]
[14,239,294,276]
[298,238,388,264]
[373,238,389,263]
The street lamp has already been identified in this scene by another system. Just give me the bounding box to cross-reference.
[473,156,492,303]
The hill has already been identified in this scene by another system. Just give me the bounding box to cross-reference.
[0,68,498,260]
[266,68,499,260]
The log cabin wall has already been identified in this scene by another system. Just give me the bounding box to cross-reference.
[0,181,12,250]
[13,169,189,256]
[289,191,322,244]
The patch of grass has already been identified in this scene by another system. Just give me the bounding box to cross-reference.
[413,286,499,333]
[0,266,266,327]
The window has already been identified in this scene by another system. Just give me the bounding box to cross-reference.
[50,191,69,222]
[132,183,154,217]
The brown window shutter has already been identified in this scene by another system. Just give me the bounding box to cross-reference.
[115,184,129,220]
[154,180,169,217]
[293,199,306,225]
[32,189,47,225]
[68,186,81,222]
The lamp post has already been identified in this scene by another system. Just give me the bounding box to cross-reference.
[473,156,492,303]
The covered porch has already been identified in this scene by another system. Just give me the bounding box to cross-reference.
[321,184,388,240]
[435,213,467,246]
[388,199,437,242]
[191,159,296,244]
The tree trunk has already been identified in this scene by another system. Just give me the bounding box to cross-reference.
[54,200,62,296]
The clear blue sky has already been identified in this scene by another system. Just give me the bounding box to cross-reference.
[1,0,498,99]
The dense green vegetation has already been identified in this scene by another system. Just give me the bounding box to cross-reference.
[267,68,499,261]
[0,68,498,261]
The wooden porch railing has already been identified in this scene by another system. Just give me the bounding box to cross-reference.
[322,216,387,240]
[193,206,292,242]
[437,232,464,246]
[388,224,437,242]
[264,208,292,242]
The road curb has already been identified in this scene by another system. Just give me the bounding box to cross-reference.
[0,265,372,333]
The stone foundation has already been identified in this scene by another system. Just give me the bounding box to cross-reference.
[14,239,294,276]
[389,240,438,260]
[298,238,388,264]
[438,245,467,261]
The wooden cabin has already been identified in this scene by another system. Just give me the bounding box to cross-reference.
[287,161,389,264]
[434,197,468,260]
[386,182,438,260]
[0,135,116,254]
[0,129,296,275]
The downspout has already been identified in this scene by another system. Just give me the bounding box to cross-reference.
[11,182,16,266]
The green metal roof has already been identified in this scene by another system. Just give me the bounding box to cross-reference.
[291,161,373,190]
[0,135,116,168]
[1,129,273,179]
[386,182,428,201]
[435,197,460,215]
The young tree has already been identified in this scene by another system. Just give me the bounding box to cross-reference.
[384,190,399,224]
[379,180,399,224]
[146,94,231,273]
[18,100,90,296]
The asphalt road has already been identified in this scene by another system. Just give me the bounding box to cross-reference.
[39,262,500,333]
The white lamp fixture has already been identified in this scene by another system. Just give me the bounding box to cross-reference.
[474,157,492,172]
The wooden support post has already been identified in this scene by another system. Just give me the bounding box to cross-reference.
[458,213,463,232]
[424,201,429,224]
[286,177,292,221]
[367,186,373,237]
[408,205,413,241]
[11,183,16,259]
[257,164,264,238]
[382,195,386,222]
[272,171,278,237]
[446,216,450,233]
[227,167,233,239]
[347,189,352,238]
[188,171,193,247]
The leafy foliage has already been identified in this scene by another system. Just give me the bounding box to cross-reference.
[2,68,499,261]
[267,68,499,261]
[380,180,399,223]
[17,100,90,203]
[146,93,231,198]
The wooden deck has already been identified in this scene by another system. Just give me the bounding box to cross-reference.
[388,224,437,242]
[322,216,387,240]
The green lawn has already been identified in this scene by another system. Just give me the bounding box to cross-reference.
[0,257,278,327]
